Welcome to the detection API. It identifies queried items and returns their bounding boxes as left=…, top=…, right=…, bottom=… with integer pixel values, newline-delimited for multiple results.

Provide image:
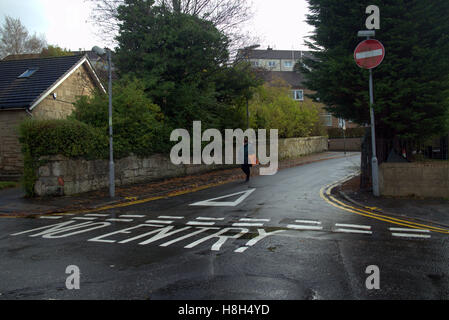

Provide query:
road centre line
left=85, top=214, right=110, bottom=217
left=39, top=216, right=63, bottom=220
left=389, top=228, right=430, bottom=233
left=239, top=218, right=270, bottom=222
left=72, top=217, right=97, bottom=221
left=145, top=220, right=174, bottom=224
left=158, top=216, right=184, bottom=220
left=196, top=217, right=225, bottom=221
left=392, top=233, right=431, bottom=239
left=335, top=223, right=371, bottom=230
left=232, top=223, right=264, bottom=227
left=106, top=218, right=134, bottom=222
left=334, top=228, right=372, bottom=235
left=119, top=215, right=146, bottom=218
left=295, top=220, right=321, bottom=225
left=187, top=221, right=216, bottom=226
left=287, top=225, right=323, bottom=231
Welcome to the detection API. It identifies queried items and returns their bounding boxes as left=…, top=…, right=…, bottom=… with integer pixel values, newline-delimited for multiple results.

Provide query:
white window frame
left=293, top=89, right=304, bottom=101
left=284, top=61, right=293, bottom=68
left=268, top=61, right=276, bottom=68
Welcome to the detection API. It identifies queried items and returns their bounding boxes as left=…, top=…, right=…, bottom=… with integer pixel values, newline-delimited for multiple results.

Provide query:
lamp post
left=242, top=44, right=260, bottom=129
left=92, top=46, right=115, bottom=198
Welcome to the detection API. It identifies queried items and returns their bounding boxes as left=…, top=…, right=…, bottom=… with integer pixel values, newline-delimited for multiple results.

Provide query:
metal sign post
left=355, top=33, right=385, bottom=197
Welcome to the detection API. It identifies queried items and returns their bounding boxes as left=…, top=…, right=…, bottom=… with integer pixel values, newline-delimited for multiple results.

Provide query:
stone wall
left=278, top=136, right=328, bottom=160
left=0, top=110, right=28, bottom=179
left=34, top=136, right=328, bottom=196
left=328, top=138, right=362, bottom=152
left=379, top=162, right=449, bottom=198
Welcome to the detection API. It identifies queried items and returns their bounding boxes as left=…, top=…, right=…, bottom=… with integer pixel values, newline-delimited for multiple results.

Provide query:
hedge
left=19, top=119, right=108, bottom=196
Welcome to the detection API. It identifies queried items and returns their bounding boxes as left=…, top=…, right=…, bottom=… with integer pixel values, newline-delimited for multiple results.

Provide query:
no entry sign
left=354, top=39, right=385, bottom=69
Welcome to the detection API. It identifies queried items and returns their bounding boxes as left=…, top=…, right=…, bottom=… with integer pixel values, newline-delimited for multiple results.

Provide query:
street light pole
left=107, top=49, right=115, bottom=198
left=92, top=46, right=115, bottom=198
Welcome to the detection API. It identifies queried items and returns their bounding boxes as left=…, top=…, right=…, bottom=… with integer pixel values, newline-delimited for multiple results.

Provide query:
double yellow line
left=320, top=175, right=449, bottom=235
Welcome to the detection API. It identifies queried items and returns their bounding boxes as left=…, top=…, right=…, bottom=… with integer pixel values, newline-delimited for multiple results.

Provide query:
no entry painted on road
left=354, top=39, right=385, bottom=69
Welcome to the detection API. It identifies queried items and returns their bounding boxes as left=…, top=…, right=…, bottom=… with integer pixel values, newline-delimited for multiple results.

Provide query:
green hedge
left=327, top=127, right=367, bottom=139
left=19, top=119, right=108, bottom=196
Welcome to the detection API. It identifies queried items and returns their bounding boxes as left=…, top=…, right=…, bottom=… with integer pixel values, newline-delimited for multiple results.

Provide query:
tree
left=0, top=16, right=46, bottom=59
left=87, top=0, right=254, bottom=51
left=114, top=0, right=259, bottom=130
left=40, top=45, right=74, bottom=57
left=301, top=1, right=449, bottom=168
left=248, top=79, right=323, bottom=138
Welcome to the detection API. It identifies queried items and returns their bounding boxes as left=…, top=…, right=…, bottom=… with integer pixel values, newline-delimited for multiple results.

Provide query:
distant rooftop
left=238, top=47, right=315, bottom=61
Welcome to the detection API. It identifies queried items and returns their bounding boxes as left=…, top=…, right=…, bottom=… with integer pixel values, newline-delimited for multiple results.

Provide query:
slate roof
left=258, top=71, right=305, bottom=89
left=0, top=54, right=91, bottom=110
left=240, top=49, right=316, bottom=61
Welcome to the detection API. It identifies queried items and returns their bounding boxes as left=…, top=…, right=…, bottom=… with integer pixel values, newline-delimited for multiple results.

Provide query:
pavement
left=334, top=175, right=449, bottom=230
left=0, top=151, right=355, bottom=217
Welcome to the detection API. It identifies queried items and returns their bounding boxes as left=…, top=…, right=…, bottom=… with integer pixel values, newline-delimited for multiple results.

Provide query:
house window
left=284, top=61, right=293, bottom=68
left=268, top=61, right=276, bottom=68
left=251, top=61, right=259, bottom=67
left=18, top=68, right=39, bottom=78
left=292, top=90, right=304, bottom=101
left=320, top=113, right=333, bottom=127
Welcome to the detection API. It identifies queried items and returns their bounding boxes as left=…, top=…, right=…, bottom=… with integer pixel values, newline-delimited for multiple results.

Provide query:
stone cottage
left=0, top=54, right=105, bottom=180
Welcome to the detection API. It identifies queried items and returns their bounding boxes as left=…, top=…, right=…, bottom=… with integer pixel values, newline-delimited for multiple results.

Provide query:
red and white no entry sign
left=354, top=39, right=385, bottom=69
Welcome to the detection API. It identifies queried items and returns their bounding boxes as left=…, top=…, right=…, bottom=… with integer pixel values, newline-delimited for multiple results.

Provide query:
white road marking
left=389, top=228, right=430, bottom=233
left=158, top=216, right=184, bottom=220
left=190, top=189, right=256, bottom=207
left=392, top=233, right=431, bottom=239
left=187, top=221, right=216, bottom=226
left=335, top=223, right=371, bottom=230
left=287, top=225, right=323, bottom=231
left=145, top=220, right=173, bottom=224
left=232, top=223, right=264, bottom=227
left=235, top=247, right=249, bottom=253
left=39, top=216, right=63, bottom=220
left=160, top=227, right=220, bottom=247
left=334, top=228, right=372, bottom=235
left=72, top=217, right=97, bottom=221
left=119, top=215, right=145, bottom=218
left=356, top=49, right=383, bottom=59
left=240, top=218, right=270, bottom=222
left=85, top=214, right=109, bottom=217
left=196, top=217, right=225, bottom=221
left=184, top=227, right=249, bottom=251
left=106, top=218, right=134, bottom=222
left=295, top=220, right=321, bottom=225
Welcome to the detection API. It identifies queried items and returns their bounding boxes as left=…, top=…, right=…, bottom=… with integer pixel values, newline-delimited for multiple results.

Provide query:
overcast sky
left=0, top=0, right=314, bottom=52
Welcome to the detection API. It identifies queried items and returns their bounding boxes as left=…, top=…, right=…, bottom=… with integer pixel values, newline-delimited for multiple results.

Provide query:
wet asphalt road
left=0, top=154, right=448, bottom=300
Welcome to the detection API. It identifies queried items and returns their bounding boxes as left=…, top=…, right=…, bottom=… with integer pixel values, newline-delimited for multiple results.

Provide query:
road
left=1, top=154, right=448, bottom=300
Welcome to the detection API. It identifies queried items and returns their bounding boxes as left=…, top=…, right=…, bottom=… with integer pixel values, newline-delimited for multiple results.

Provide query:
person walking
left=241, top=137, right=252, bottom=182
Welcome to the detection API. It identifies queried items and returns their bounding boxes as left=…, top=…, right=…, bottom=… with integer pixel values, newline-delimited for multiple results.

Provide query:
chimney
left=267, top=46, right=273, bottom=51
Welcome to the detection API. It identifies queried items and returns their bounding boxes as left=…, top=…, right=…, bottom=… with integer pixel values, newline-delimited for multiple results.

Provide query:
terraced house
left=240, top=47, right=358, bottom=129
left=0, top=54, right=105, bottom=180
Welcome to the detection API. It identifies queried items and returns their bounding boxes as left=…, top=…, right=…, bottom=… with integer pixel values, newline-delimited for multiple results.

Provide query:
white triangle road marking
left=190, top=189, right=256, bottom=207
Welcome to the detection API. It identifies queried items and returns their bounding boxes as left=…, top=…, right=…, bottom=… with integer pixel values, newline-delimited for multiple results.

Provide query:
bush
left=72, top=77, right=172, bottom=158
left=19, top=119, right=108, bottom=196
left=248, top=81, right=322, bottom=138
left=327, top=127, right=367, bottom=139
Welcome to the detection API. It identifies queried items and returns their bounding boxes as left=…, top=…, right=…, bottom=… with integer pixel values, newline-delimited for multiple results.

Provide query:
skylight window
left=18, top=68, right=38, bottom=78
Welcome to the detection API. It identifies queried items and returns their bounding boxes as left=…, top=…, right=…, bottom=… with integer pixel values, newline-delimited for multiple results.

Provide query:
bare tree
left=86, top=0, right=256, bottom=53
left=0, top=16, right=47, bottom=59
